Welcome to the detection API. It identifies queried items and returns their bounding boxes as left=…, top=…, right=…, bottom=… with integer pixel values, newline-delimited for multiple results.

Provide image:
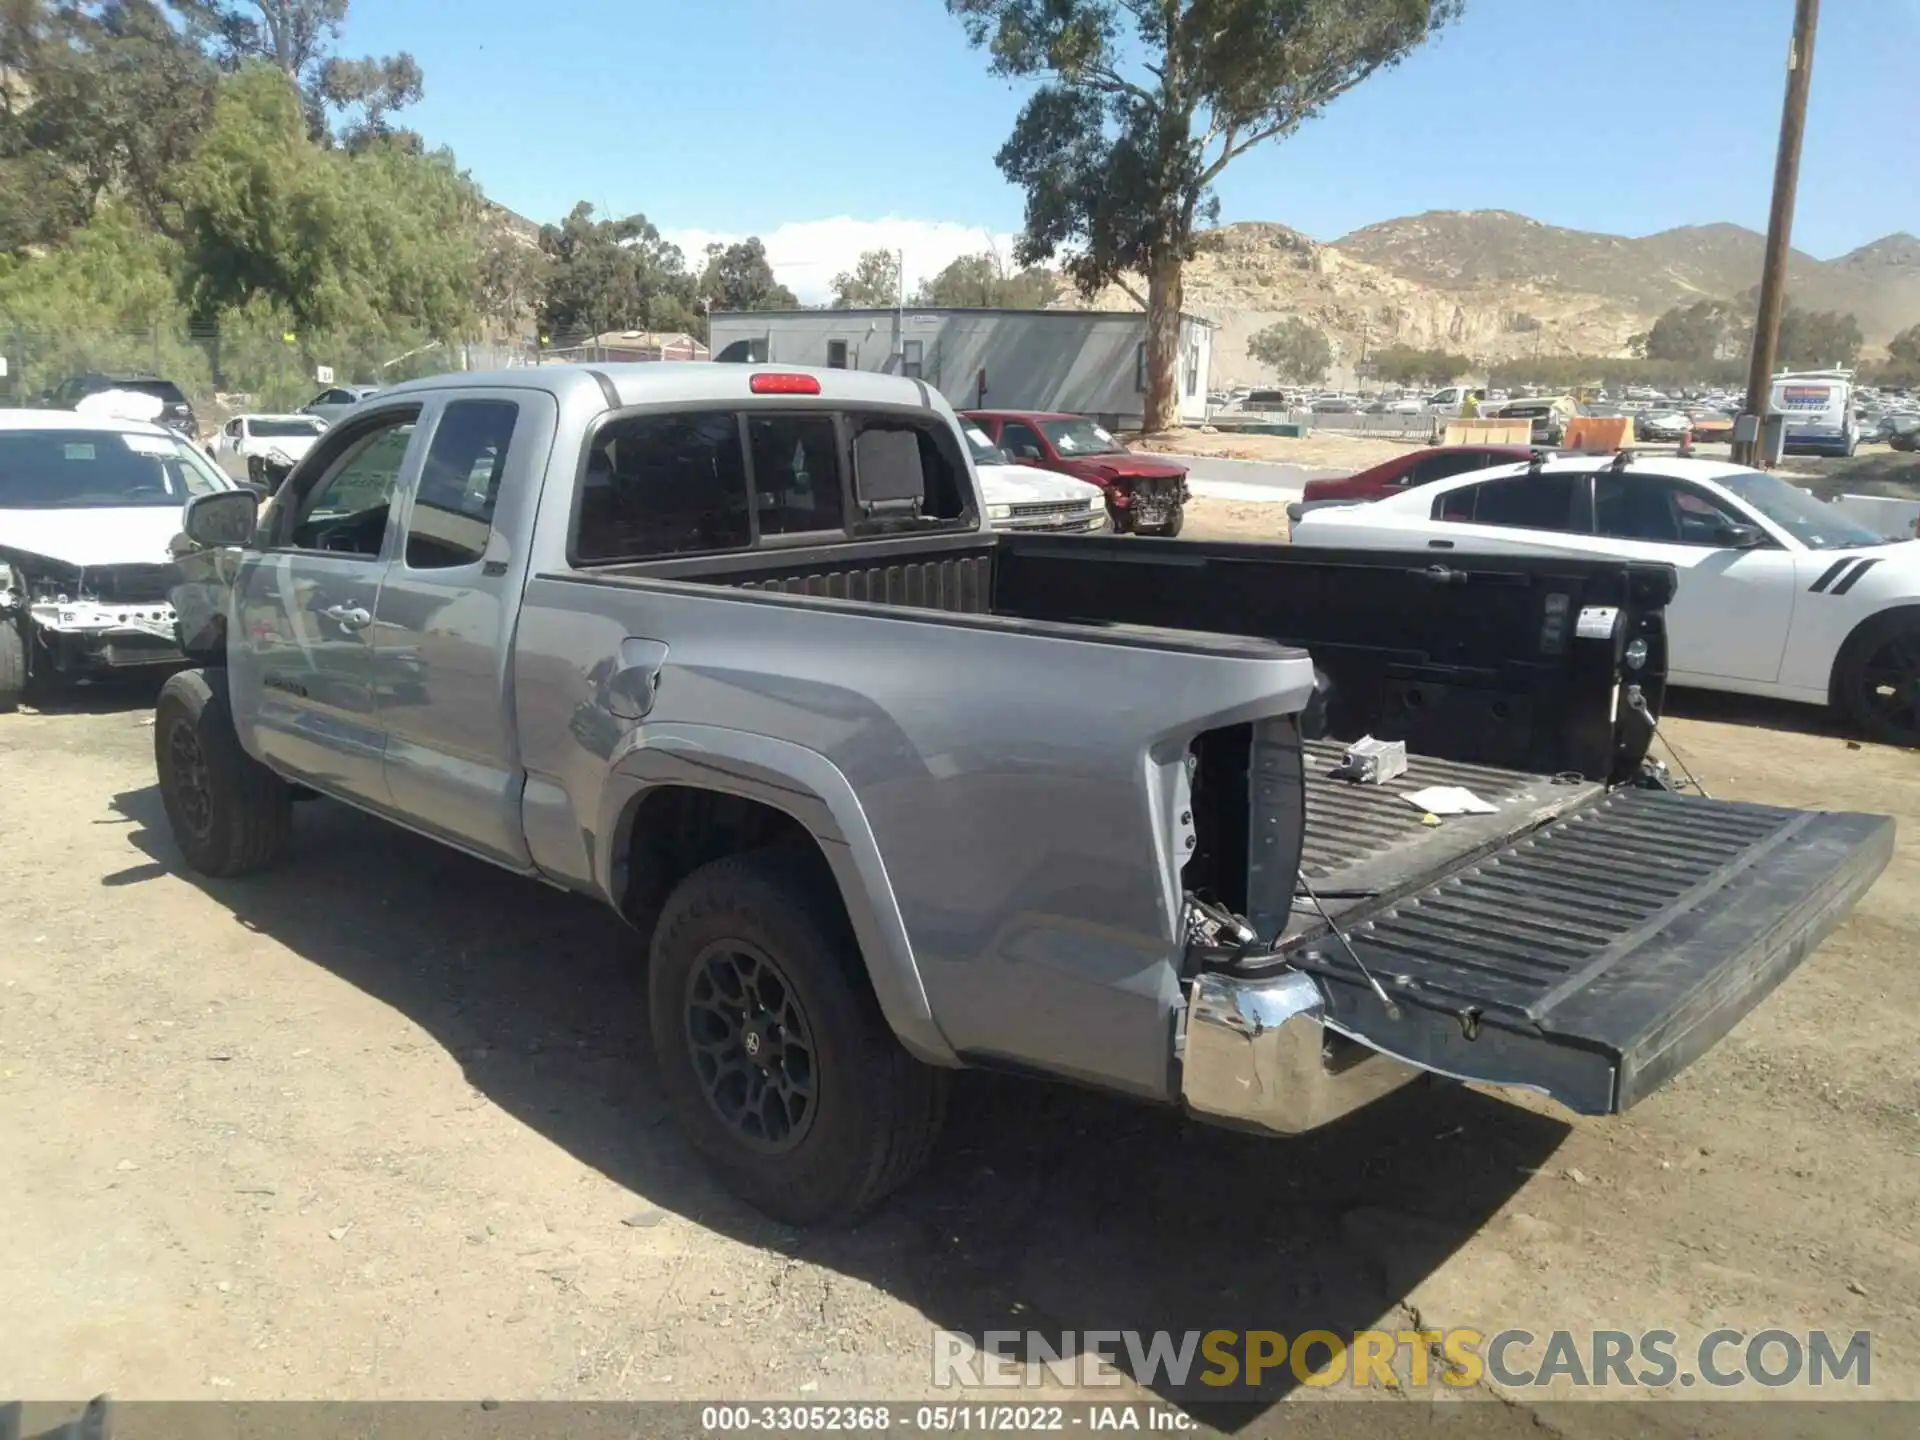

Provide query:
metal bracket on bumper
left=1182, top=969, right=1420, bottom=1136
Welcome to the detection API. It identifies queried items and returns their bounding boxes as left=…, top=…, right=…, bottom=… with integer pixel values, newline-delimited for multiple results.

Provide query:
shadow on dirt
left=111, top=783, right=1566, bottom=1422
left=1660, top=685, right=1850, bottom=742
left=14, top=671, right=170, bottom=718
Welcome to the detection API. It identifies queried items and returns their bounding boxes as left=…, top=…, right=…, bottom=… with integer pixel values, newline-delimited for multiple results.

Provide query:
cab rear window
left=572, top=406, right=973, bottom=564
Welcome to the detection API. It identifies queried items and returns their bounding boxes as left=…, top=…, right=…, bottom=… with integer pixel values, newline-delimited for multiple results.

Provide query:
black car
left=44, top=372, right=200, bottom=440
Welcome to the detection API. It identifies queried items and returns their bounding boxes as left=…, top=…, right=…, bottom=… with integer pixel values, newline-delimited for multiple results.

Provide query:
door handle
left=321, top=604, right=372, bottom=631
left=1427, top=538, right=1455, bottom=549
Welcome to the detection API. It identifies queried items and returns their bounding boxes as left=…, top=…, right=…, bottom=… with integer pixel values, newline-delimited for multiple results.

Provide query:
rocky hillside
left=1088, top=210, right=1920, bottom=388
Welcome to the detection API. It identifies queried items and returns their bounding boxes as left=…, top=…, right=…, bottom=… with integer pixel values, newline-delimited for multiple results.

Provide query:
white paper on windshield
left=1402, top=786, right=1500, bottom=817
left=63, top=443, right=96, bottom=461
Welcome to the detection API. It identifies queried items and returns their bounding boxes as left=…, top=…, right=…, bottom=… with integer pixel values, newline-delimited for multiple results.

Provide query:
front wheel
left=1835, top=613, right=1920, bottom=747
left=155, top=669, right=294, bottom=876
left=648, top=852, right=948, bottom=1225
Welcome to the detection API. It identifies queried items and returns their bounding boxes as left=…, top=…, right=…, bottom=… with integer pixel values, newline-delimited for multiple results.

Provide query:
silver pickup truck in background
left=158, top=363, right=1892, bottom=1224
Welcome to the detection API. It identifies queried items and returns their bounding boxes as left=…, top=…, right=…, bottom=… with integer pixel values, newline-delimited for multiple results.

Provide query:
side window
left=1434, top=484, right=1476, bottom=522
left=1409, top=451, right=1490, bottom=487
left=1467, top=474, right=1577, bottom=531
left=901, top=340, right=924, bottom=380
left=846, top=412, right=969, bottom=526
left=226, top=419, right=243, bottom=438
left=406, top=400, right=519, bottom=569
left=999, top=421, right=1044, bottom=460
left=287, top=415, right=418, bottom=556
left=748, top=415, right=844, bottom=537
left=1594, top=475, right=1746, bottom=547
left=825, top=340, right=849, bottom=370
left=575, top=410, right=750, bottom=562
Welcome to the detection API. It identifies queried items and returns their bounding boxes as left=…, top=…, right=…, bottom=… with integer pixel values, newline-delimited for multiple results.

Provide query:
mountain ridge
left=1131, top=208, right=1920, bottom=386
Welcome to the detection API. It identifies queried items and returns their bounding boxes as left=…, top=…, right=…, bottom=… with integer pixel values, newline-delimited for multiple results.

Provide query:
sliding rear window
left=571, top=405, right=974, bottom=565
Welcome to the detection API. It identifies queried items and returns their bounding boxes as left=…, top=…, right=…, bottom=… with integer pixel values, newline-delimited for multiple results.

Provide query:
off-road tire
left=1834, top=610, right=1920, bottom=748
left=648, top=851, right=948, bottom=1225
left=154, top=668, right=294, bottom=876
left=0, top=618, right=25, bottom=714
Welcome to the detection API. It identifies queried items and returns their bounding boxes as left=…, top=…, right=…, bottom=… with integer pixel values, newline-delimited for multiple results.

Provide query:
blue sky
left=343, top=0, right=1917, bottom=299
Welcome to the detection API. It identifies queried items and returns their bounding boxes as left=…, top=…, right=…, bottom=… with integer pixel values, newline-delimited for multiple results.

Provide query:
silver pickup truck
left=158, top=364, right=1893, bottom=1225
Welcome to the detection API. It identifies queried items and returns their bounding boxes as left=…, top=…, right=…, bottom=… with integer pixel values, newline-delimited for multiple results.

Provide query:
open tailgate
left=1281, top=788, right=1892, bottom=1114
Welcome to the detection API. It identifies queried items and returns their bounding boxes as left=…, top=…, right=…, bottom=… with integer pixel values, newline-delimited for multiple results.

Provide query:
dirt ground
left=2, top=603, right=1916, bottom=1427
left=1136, top=428, right=1420, bottom=471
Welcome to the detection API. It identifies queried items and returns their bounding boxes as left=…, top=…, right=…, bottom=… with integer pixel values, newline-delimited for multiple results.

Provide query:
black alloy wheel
left=165, top=718, right=215, bottom=844
left=684, top=940, right=819, bottom=1153
left=1847, top=625, right=1920, bottom=746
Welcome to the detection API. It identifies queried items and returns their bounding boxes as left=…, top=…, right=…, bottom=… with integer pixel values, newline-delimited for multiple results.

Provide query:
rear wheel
left=648, top=852, right=948, bottom=1225
left=1835, top=612, right=1920, bottom=747
left=155, top=669, right=294, bottom=875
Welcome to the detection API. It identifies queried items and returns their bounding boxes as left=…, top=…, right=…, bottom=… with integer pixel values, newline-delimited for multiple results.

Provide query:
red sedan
left=1286, top=445, right=1539, bottom=526
left=963, top=409, right=1191, bottom=536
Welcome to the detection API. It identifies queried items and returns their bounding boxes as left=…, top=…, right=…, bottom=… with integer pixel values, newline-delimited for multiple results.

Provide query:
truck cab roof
left=379, top=362, right=947, bottom=414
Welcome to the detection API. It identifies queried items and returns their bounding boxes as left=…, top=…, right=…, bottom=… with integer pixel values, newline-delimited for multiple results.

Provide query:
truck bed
left=618, top=526, right=1675, bottom=785
left=1291, top=739, right=1603, bottom=927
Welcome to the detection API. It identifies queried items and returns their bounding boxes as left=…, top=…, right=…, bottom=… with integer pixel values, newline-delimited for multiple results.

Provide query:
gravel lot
left=2, top=556, right=1916, bottom=1428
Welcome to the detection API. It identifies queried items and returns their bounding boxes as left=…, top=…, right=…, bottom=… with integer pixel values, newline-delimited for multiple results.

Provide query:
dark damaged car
left=0, top=412, right=234, bottom=709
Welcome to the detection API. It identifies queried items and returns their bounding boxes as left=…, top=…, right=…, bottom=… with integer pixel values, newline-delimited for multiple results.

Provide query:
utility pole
left=1735, top=0, right=1820, bottom=468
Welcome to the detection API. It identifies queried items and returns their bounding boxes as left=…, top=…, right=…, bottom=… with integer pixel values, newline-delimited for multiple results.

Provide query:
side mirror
left=1715, top=522, right=1766, bottom=549
left=184, top=488, right=260, bottom=548
left=1014, top=445, right=1041, bottom=460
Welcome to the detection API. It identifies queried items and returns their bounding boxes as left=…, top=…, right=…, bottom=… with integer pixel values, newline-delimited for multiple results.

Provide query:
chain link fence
left=0, top=320, right=541, bottom=423
left=0, top=321, right=717, bottom=428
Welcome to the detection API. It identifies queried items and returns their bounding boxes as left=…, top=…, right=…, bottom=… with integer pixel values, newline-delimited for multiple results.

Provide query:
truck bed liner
left=1293, top=740, right=1603, bottom=924
left=1286, top=786, right=1894, bottom=1114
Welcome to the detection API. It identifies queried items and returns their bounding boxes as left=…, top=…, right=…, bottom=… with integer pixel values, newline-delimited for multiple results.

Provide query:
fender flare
left=595, top=722, right=959, bottom=1068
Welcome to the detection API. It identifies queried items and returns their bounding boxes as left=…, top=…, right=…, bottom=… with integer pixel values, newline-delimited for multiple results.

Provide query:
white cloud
left=663, top=216, right=1021, bottom=304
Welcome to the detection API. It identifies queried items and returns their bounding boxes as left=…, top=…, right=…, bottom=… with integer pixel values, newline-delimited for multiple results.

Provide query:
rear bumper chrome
left=1182, top=969, right=1419, bottom=1136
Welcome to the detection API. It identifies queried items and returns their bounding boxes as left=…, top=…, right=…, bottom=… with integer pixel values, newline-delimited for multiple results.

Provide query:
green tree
left=947, top=0, right=1462, bottom=430
left=699, top=237, right=798, bottom=312
left=831, top=248, right=902, bottom=307
left=476, top=227, right=547, bottom=334
left=1775, top=306, right=1862, bottom=370
left=174, top=65, right=480, bottom=340
left=913, top=250, right=1061, bottom=308
left=0, top=1, right=220, bottom=248
left=1646, top=300, right=1744, bottom=364
left=174, top=0, right=422, bottom=145
left=534, top=201, right=696, bottom=338
left=1370, top=343, right=1466, bottom=387
left=1889, top=323, right=1920, bottom=368
left=1246, top=316, right=1331, bottom=382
